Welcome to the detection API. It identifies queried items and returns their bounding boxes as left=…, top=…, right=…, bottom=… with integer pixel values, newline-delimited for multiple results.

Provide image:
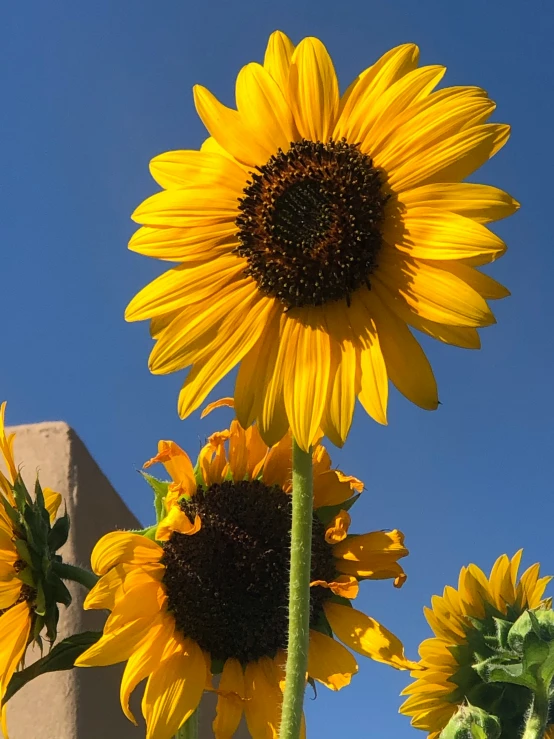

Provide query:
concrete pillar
left=1, top=421, right=247, bottom=739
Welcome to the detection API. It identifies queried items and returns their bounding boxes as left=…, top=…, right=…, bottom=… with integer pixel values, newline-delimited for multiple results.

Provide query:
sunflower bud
left=440, top=704, right=501, bottom=739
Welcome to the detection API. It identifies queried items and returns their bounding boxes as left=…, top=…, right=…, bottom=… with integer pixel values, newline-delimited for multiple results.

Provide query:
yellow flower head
left=76, top=412, right=415, bottom=739
left=0, top=402, right=64, bottom=736
left=126, top=31, right=517, bottom=451
left=400, top=552, right=553, bottom=739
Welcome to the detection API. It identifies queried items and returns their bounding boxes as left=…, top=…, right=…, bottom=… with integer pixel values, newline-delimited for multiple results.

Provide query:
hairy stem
left=279, top=439, right=313, bottom=739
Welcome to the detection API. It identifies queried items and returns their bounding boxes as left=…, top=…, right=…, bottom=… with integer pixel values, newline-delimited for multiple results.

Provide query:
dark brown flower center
left=161, top=480, right=336, bottom=664
left=236, top=138, right=388, bottom=309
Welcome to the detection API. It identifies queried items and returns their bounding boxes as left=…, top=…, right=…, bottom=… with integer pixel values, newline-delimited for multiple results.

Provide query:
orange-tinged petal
left=262, top=432, right=292, bottom=490
left=43, top=487, right=62, bottom=523
left=313, top=469, right=359, bottom=509
left=307, top=629, right=358, bottom=690
left=228, top=420, right=248, bottom=481
left=324, top=602, right=417, bottom=670
left=325, top=510, right=351, bottom=544
left=201, top=398, right=235, bottom=418
left=144, top=440, right=197, bottom=496
left=156, top=509, right=201, bottom=542
left=311, top=575, right=359, bottom=599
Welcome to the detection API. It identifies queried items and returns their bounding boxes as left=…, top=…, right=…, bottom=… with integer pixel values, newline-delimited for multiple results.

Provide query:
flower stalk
left=52, top=562, right=99, bottom=590
left=522, top=687, right=550, bottom=739
left=279, top=439, right=314, bottom=739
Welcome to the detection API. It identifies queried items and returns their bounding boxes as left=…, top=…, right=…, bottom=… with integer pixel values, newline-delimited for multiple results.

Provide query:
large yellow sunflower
left=126, top=30, right=517, bottom=451
left=0, top=402, right=63, bottom=733
left=76, top=414, right=415, bottom=739
left=400, top=552, right=553, bottom=739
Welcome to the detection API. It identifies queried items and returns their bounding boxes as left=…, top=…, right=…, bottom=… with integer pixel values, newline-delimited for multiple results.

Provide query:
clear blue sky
left=3, top=1, right=553, bottom=735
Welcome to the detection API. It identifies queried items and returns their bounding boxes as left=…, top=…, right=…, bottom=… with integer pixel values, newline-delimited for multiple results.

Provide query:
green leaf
left=48, top=514, right=70, bottom=552
left=3, top=631, right=102, bottom=705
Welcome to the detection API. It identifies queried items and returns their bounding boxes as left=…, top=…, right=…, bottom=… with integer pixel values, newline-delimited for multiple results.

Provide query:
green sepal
left=34, top=582, right=47, bottom=617
left=34, top=478, right=50, bottom=529
left=14, top=539, right=32, bottom=567
left=16, top=567, right=35, bottom=588
left=3, top=631, right=102, bottom=705
left=133, top=524, right=159, bottom=542
left=310, top=609, right=333, bottom=638
left=193, top=462, right=205, bottom=488
left=211, top=658, right=225, bottom=676
left=329, top=594, right=353, bottom=608
left=315, top=495, right=360, bottom=527
left=140, top=472, right=169, bottom=524
left=48, top=513, right=70, bottom=552
left=50, top=577, right=72, bottom=608
left=0, top=493, right=20, bottom=528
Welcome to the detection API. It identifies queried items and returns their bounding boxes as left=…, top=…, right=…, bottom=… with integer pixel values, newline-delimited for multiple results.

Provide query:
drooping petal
left=0, top=602, right=31, bottom=733
left=142, top=637, right=206, bottom=739
left=243, top=658, right=282, bottom=739
left=156, top=508, right=201, bottom=542
left=307, top=629, right=358, bottom=690
left=324, top=602, right=417, bottom=670
left=310, top=575, right=359, bottom=599
left=90, top=532, right=163, bottom=576
left=213, top=658, right=246, bottom=739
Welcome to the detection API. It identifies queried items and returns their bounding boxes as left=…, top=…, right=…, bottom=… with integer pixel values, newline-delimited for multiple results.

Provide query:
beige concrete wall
left=0, top=421, right=246, bottom=739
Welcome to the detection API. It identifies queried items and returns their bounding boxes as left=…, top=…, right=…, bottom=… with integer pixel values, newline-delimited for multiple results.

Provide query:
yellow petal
left=125, top=256, right=245, bottom=322
left=350, top=300, right=388, bottom=425
left=386, top=123, right=510, bottom=191
left=236, top=63, right=296, bottom=154
left=156, top=509, right=201, bottom=542
left=288, top=37, right=339, bottom=142
left=325, top=510, right=351, bottom=544
left=244, top=424, right=268, bottom=479
left=142, top=637, right=206, bottom=739
left=313, top=469, right=360, bottom=509
left=148, top=278, right=261, bottom=374
left=42, top=487, right=62, bottom=523
left=397, top=182, right=520, bottom=224
left=259, top=314, right=292, bottom=447
left=228, top=420, right=248, bottom=481
left=264, top=31, right=295, bottom=96
left=333, top=529, right=408, bottom=563
left=129, top=223, right=238, bottom=263
left=426, top=260, right=510, bottom=300
left=384, top=207, right=506, bottom=261
left=284, top=312, right=331, bottom=451
left=193, top=85, right=270, bottom=166
left=0, top=577, right=22, bottom=610
left=372, top=279, right=481, bottom=349
left=120, top=615, right=175, bottom=724
left=132, top=187, right=238, bottom=228
left=90, top=531, right=163, bottom=576
left=376, top=250, right=495, bottom=328
left=244, top=658, right=282, bottom=739
left=321, top=329, right=358, bottom=448
left=177, top=296, right=277, bottom=419
left=0, top=403, right=17, bottom=485
left=0, top=601, right=31, bottom=729
left=324, top=602, right=417, bottom=670
left=262, top=432, right=292, bottom=490
left=334, top=44, right=420, bottom=142
left=363, top=289, right=438, bottom=410
left=213, top=658, right=245, bottom=739
left=361, top=65, right=446, bottom=154
left=201, top=398, right=235, bottom=418
left=149, top=150, right=246, bottom=191
left=307, top=629, right=358, bottom=690
left=144, top=440, right=196, bottom=493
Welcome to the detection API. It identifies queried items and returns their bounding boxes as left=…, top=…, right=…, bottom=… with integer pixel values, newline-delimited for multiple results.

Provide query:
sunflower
left=125, top=30, right=517, bottom=451
left=76, top=414, right=415, bottom=739
left=0, top=402, right=63, bottom=734
left=400, top=552, right=554, bottom=739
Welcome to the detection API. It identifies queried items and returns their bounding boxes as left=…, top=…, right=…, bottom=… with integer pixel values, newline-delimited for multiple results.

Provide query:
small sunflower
left=400, top=552, right=553, bottom=739
left=76, top=414, right=414, bottom=739
left=126, top=30, right=518, bottom=451
left=0, top=402, right=64, bottom=733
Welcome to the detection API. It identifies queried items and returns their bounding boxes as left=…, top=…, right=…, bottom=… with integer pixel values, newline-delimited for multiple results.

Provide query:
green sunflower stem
left=522, top=686, right=550, bottom=739
left=176, top=710, right=198, bottom=739
left=51, top=562, right=98, bottom=590
left=279, top=438, right=313, bottom=739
